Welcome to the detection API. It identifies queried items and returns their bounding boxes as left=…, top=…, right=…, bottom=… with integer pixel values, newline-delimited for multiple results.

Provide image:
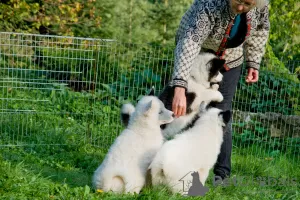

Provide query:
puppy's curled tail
left=120, top=103, right=135, bottom=127
left=93, top=171, right=125, bottom=193
left=150, top=167, right=165, bottom=186
left=107, top=176, right=125, bottom=193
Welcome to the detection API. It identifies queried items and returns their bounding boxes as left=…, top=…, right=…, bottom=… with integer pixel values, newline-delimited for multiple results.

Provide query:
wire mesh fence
left=0, top=32, right=299, bottom=163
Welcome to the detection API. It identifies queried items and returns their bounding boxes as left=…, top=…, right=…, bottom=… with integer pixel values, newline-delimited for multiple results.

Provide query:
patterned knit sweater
left=171, top=0, right=270, bottom=89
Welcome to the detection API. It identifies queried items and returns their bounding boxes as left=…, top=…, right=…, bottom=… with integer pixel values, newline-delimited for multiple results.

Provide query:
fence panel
left=0, top=32, right=299, bottom=163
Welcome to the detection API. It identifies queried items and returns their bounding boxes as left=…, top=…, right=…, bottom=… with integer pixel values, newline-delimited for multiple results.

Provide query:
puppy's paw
left=211, top=84, right=219, bottom=91
left=215, top=91, right=224, bottom=102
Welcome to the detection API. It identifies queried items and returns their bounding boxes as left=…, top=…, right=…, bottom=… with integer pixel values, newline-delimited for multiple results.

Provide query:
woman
left=171, top=0, right=270, bottom=180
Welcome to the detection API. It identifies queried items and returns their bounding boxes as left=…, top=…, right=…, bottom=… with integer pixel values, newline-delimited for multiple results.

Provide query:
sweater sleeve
left=171, top=0, right=214, bottom=89
left=244, top=5, right=270, bottom=70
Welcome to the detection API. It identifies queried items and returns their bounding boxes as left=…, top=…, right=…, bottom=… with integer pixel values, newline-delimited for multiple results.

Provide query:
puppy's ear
left=144, top=100, right=154, bottom=115
left=219, top=110, right=231, bottom=124
left=148, top=86, right=155, bottom=96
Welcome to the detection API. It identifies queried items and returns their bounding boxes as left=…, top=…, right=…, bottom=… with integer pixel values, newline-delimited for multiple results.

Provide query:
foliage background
left=0, top=0, right=299, bottom=152
left=0, top=1, right=299, bottom=199
left=0, top=0, right=299, bottom=59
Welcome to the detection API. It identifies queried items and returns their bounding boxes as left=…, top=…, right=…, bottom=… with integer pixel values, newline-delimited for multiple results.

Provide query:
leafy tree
left=0, top=0, right=102, bottom=36
left=268, top=1, right=300, bottom=63
left=145, top=0, right=192, bottom=45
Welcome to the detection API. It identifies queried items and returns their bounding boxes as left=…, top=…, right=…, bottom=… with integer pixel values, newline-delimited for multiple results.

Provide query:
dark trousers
left=213, top=65, right=242, bottom=179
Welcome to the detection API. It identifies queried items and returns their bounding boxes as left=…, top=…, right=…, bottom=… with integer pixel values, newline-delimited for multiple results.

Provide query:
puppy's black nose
left=172, top=113, right=175, bottom=117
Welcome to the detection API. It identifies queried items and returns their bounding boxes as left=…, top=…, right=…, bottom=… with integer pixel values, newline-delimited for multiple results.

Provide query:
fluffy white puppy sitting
left=149, top=102, right=231, bottom=195
left=92, top=95, right=174, bottom=194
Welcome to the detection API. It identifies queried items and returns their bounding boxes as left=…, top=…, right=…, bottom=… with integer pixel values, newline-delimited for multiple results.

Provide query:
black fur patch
left=208, top=58, right=226, bottom=81
left=148, top=87, right=155, bottom=96
left=160, top=124, right=167, bottom=130
left=186, top=92, right=196, bottom=114
left=180, top=114, right=200, bottom=133
left=219, top=110, right=231, bottom=124
left=158, top=86, right=174, bottom=111
left=158, top=86, right=196, bottom=114
left=121, top=113, right=130, bottom=127
left=207, top=101, right=217, bottom=109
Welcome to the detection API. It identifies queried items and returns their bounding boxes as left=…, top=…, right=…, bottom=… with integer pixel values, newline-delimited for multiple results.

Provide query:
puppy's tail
left=150, top=167, right=166, bottom=186
left=93, top=171, right=125, bottom=193
left=110, top=176, right=125, bottom=193
left=120, top=103, right=135, bottom=127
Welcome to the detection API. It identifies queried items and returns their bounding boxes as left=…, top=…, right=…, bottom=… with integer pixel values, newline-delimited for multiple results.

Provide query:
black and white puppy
left=158, top=52, right=225, bottom=139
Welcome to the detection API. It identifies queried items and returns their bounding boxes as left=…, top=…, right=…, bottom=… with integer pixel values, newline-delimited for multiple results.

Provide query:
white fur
left=93, top=96, right=174, bottom=194
left=120, top=103, right=135, bottom=126
left=149, top=105, right=227, bottom=194
left=162, top=53, right=224, bottom=139
left=121, top=103, right=135, bottom=117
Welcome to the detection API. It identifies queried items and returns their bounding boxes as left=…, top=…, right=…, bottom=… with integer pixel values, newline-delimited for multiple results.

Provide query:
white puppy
left=92, top=95, right=174, bottom=194
left=149, top=102, right=231, bottom=194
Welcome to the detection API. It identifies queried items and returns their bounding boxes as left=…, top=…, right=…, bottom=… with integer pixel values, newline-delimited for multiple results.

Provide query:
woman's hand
left=172, top=87, right=186, bottom=118
left=246, top=68, right=259, bottom=83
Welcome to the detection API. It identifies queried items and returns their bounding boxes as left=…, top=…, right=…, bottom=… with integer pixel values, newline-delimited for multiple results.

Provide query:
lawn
left=0, top=141, right=299, bottom=199
left=0, top=68, right=299, bottom=199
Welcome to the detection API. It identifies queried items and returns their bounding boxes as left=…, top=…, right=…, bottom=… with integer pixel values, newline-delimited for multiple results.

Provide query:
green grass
left=0, top=72, right=299, bottom=199
left=0, top=143, right=299, bottom=200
